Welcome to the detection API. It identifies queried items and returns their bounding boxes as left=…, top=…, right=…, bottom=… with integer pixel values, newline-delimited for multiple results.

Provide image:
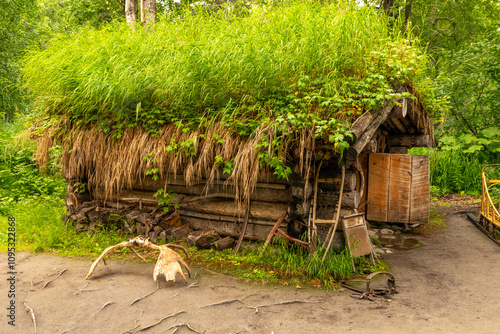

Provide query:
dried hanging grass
left=34, top=121, right=317, bottom=205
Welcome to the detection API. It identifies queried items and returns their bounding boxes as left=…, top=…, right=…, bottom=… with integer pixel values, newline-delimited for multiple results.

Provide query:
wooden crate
left=366, top=153, right=430, bottom=224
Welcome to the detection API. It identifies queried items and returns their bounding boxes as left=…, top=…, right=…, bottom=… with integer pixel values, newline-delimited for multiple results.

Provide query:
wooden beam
left=346, top=100, right=395, bottom=161
left=388, top=135, right=433, bottom=148
left=391, top=118, right=408, bottom=133
left=390, top=146, right=408, bottom=154
left=347, top=111, right=375, bottom=144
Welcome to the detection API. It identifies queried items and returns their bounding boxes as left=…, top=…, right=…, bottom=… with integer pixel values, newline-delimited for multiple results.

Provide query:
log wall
left=68, top=165, right=360, bottom=245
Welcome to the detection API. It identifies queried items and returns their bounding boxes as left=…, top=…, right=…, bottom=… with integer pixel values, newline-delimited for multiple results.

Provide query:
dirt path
left=2, top=211, right=500, bottom=334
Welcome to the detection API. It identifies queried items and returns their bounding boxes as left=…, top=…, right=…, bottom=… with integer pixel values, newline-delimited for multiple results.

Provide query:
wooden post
left=232, top=202, right=251, bottom=255
left=322, top=165, right=345, bottom=263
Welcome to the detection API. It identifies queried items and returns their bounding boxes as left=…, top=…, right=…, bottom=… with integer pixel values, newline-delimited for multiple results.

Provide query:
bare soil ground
left=2, top=207, right=500, bottom=334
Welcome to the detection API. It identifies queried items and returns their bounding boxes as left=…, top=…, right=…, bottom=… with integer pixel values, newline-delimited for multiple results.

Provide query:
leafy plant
left=0, top=116, right=66, bottom=215
left=153, top=188, right=179, bottom=213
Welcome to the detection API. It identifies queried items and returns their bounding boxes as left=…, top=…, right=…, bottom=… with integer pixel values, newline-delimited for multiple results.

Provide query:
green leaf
left=463, top=145, right=483, bottom=153
left=136, top=102, right=141, bottom=122
left=461, top=134, right=477, bottom=144
left=482, top=127, right=500, bottom=139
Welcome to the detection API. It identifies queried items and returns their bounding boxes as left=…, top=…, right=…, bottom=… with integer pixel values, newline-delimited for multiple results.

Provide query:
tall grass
left=410, top=147, right=499, bottom=197
left=0, top=199, right=127, bottom=256
left=192, top=237, right=385, bottom=288
left=23, top=0, right=429, bottom=131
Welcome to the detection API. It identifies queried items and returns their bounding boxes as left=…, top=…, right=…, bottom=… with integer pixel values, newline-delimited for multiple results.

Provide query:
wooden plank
left=390, top=146, right=408, bottom=154
left=345, top=99, right=396, bottom=161
left=388, top=135, right=433, bottom=148
left=388, top=155, right=412, bottom=223
left=342, top=214, right=373, bottom=257
left=410, top=155, right=430, bottom=224
left=347, top=111, right=375, bottom=144
left=358, top=153, right=369, bottom=214
left=391, top=118, right=408, bottom=133
left=366, top=153, right=390, bottom=222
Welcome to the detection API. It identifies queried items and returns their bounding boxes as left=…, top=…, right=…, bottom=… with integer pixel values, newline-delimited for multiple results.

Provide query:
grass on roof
left=23, top=0, right=429, bottom=138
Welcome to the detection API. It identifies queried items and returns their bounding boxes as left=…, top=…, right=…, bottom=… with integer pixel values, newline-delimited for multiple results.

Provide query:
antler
left=85, top=236, right=191, bottom=284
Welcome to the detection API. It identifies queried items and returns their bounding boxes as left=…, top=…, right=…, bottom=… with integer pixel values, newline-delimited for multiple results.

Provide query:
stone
left=379, top=228, right=394, bottom=235
left=391, top=225, right=403, bottom=232
left=368, top=229, right=379, bottom=239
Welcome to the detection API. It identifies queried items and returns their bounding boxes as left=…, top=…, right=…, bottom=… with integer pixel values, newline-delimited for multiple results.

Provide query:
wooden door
left=366, top=154, right=430, bottom=224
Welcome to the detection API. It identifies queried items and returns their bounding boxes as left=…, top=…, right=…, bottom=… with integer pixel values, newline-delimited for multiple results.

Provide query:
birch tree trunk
left=125, top=0, right=138, bottom=24
left=141, top=0, right=157, bottom=26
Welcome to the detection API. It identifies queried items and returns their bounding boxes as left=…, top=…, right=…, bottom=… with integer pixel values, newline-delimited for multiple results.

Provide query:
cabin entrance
left=366, top=153, right=430, bottom=225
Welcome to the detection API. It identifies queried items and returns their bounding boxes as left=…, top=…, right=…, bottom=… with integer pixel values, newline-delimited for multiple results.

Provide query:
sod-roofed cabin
left=25, top=2, right=437, bottom=247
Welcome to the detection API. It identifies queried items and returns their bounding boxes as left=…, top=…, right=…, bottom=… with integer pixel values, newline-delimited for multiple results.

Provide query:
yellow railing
left=481, top=164, right=500, bottom=228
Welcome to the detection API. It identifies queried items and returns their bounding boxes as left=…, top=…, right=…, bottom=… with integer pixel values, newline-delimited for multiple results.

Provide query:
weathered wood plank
left=358, top=153, right=369, bottom=214
left=388, top=155, right=412, bottom=223
left=102, top=186, right=293, bottom=204
left=390, top=118, right=408, bottom=133
left=390, top=146, right=408, bottom=154
left=399, top=117, right=416, bottom=134
left=346, top=100, right=395, bottom=161
left=366, top=153, right=390, bottom=222
left=316, top=170, right=357, bottom=191
left=347, top=111, right=375, bottom=144
left=181, top=200, right=286, bottom=222
left=388, top=135, right=433, bottom=148
left=410, top=155, right=430, bottom=224
left=316, top=191, right=360, bottom=209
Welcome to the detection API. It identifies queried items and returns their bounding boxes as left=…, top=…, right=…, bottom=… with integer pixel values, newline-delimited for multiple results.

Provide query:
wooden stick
left=275, top=229, right=310, bottom=250
left=187, top=280, right=199, bottom=289
left=261, top=211, right=287, bottom=253
left=232, top=201, right=251, bottom=255
left=86, top=237, right=190, bottom=281
left=86, top=240, right=134, bottom=279
left=322, top=165, right=345, bottom=264
left=311, top=158, right=324, bottom=253
left=246, top=300, right=319, bottom=313
left=43, top=268, right=67, bottom=289
left=138, top=311, right=186, bottom=332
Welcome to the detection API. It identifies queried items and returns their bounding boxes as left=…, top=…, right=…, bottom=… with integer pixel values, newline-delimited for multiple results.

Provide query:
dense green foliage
left=402, top=0, right=499, bottom=140
left=38, top=0, right=124, bottom=32
left=0, top=0, right=41, bottom=120
left=436, top=32, right=500, bottom=136
left=23, top=1, right=430, bottom=144
left=0, top=116, right=65, bottom=215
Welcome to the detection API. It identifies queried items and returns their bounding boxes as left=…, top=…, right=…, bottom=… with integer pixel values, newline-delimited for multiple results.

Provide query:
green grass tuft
left=23, top=0, right=433, bottom=137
